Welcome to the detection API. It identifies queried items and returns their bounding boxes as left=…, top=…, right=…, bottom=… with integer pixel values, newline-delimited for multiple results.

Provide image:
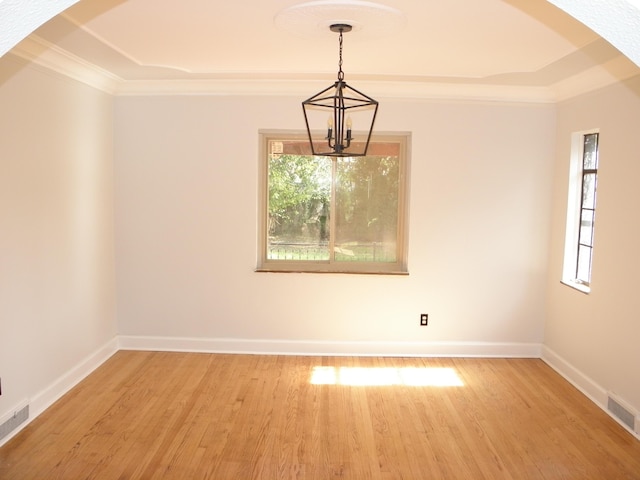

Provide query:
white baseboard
left=540, top=345, right=607, bottom=405
left=30, top=337, right=119, bottom=418
left=0, top=337, right=119, bottom=448
left=7, top=338, right=636, bottom=449
left=118, top=335, right=542, bottom=358
left=541, top=345, right=640, bottom=441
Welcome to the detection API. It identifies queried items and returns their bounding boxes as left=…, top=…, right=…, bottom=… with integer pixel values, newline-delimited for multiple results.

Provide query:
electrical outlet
left=420, top=314, right=428, bottom=326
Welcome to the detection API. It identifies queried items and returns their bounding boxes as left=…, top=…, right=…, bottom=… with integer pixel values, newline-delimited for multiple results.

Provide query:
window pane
left=267, top=153, right=331, bottom=261
left=576, top=244, right=592, bottom=284
left=579, top=209, right=595, bottom=247
left=583, top=133, right=599, bottom=169
left=259, top=133, right=409, bottom=274
left=562, top=130, right=599, bottom=291
left=582, top=173, right=597, bottom=209
left=334, top=154, right=399, bottom=263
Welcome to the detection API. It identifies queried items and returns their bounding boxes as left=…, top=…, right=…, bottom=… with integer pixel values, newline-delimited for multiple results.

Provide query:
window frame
left=562, top=129, right=599, bottom=293
left=257, top=130, right=410, bottom=275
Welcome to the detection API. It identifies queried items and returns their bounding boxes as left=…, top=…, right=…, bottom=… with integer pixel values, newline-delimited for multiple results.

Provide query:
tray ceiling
left=12, top=0, right=640, bottom=100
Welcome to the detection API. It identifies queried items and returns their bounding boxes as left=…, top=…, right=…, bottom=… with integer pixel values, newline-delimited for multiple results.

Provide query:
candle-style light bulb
left=327, top=116, right=334, bottom=141
left=346, top=115, right=353, bottom=141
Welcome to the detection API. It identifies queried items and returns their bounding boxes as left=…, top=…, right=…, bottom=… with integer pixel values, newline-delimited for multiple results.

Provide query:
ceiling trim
left=11, top=36, right=121, bottom=94
left=112, top=78, right=556, bottom=103
left=8, top=34, right=637, bottom=104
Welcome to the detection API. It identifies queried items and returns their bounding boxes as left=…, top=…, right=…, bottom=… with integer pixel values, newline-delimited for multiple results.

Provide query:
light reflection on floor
left=310, top=366, right=464, bottom=387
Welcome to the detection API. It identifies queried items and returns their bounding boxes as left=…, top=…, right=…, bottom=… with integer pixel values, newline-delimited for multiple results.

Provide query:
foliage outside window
left=562, top=131, right=599, bottom=292
left=258, top=132, right=410, bottom=274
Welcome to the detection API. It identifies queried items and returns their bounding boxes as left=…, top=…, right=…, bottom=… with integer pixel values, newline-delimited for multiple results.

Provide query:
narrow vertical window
left=562, top=131, right=599, bottom=292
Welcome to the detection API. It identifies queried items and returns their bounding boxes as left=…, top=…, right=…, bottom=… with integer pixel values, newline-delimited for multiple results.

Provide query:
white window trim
left=561, top=128, right=599, bottom=294
left=256, top=130, right=411, bottom=275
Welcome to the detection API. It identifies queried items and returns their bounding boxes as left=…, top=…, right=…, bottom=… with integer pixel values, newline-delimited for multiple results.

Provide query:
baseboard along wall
left=2, top=336, right=638, bottom=446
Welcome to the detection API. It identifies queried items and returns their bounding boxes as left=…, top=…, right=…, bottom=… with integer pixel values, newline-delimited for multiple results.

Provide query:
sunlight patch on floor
left=310, top=366, right=464, bottom=387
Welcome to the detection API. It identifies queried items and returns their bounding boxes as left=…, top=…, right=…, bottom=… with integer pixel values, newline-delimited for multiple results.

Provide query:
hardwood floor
left=1, top=351, right=639, bottom=479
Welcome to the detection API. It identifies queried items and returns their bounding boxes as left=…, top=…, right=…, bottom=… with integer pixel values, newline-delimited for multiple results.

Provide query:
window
left=562, top=131, right=599, bottom=292
left=258, top=132, right=410, bottom=274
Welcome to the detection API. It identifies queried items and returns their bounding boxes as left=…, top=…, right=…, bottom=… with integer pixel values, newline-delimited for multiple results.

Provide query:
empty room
left=1, top=0, right=640, bottom=478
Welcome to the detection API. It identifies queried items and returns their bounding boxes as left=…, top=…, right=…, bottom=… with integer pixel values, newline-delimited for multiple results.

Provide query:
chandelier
left=302, top=24, right=379, bottom=157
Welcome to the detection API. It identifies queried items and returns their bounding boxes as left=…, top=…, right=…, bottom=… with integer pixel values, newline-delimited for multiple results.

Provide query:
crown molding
left=10, top=35, right=121, bottom=94
left=113, top=78, right=557, bottom=103
left=9, top=35, right=637, bottom=104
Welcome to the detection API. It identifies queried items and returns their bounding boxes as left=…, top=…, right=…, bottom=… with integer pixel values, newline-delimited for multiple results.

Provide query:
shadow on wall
left=0, top=54, right=29, bottom=87
left=623, top=75, right=640, bottom=98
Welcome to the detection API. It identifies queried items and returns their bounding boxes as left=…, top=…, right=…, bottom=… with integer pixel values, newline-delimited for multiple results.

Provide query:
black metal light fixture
left=302, top=24, right=378, bottom=157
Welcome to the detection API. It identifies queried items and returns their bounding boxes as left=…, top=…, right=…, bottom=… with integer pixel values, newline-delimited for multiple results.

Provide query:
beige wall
left=545, top=75, right=640, bottom=412
left=114, top=95, right=555, bottom=350
left=0, top=55, right=117, bottom=421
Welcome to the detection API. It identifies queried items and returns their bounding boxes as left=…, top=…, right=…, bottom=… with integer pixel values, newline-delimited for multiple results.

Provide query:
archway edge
left=0, top=0, right=79, bottom=58
left=1, top=0, right=640, bottom=68
left=549, top=0, right=640, bottom=67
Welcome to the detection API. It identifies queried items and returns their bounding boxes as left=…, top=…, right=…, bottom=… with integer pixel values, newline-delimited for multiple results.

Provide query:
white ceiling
left=14, top=0, right=640, bottom=101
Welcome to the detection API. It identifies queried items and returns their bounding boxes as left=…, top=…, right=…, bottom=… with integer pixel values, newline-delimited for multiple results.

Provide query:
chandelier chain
left=337, top=29, right=344, bottom=81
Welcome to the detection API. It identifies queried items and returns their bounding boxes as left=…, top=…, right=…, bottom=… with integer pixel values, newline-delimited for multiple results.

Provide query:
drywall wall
left=545, top=75, right=640, bottom=414
left=114, top=94, right=555, bottom=353
left=0, top=54, right=117, bottom=428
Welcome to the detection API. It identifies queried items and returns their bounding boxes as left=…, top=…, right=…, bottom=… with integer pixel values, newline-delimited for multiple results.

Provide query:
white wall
left=114, top=95, right=555, bottom=354
left=545, top=75, right=640, bottom=413
left=0, top=55, right=117, bottom=425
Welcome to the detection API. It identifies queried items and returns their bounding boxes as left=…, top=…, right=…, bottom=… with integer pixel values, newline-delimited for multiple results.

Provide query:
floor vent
left=607, top=393, right=637, bottom=432
left=0, top=404, right=29, bottom=442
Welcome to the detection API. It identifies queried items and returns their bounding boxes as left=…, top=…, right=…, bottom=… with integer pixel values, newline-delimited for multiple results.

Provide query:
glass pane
left=583, top=133, right=599, bottom=169
left=576, top=244, right=592, bottom=284
left=579, top=209, right=595, bottom=247
left=334, top=153, right=399, bottom=263
left=581, top=173, right=597, bottom=209
left=267, top=151, right=331, bottom=261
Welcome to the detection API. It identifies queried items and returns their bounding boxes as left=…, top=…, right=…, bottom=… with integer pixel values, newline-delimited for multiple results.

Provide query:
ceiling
left=13, top=0, right=640, bottom=101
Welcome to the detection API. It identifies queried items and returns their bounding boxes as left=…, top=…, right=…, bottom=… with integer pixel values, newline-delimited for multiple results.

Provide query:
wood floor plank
left=1, top=352, right=640, bottom=479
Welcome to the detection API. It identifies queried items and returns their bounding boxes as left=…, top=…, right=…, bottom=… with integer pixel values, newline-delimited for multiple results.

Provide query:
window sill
left=255, top=267, right=409, bottom=276
left=561, top=279, right=590, bottom=294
